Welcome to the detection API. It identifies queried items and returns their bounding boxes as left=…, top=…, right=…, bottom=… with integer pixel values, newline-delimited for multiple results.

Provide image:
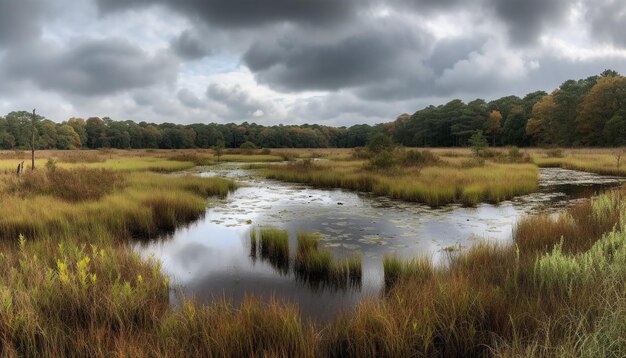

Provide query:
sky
left=0, top=0, right=625, bottom=126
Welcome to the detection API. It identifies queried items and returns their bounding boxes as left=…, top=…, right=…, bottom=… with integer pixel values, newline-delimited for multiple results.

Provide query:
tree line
left=0, top=70, right=624, bottom=150
left=392, top=69, right=626, bottom=147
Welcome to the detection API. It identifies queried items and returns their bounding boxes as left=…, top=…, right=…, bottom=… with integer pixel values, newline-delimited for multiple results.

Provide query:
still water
left=135, top=166, right=624, bottom=319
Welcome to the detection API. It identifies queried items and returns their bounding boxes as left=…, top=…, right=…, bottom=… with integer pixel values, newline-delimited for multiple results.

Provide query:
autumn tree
left=487, top=110, right=502, bottom=146
left=526, top=93, right=557, bottom=146
left=576, top=74, right=626, bottom=146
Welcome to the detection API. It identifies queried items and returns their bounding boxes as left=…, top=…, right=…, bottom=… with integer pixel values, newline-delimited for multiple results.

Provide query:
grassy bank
left=533, top=148, right=626, bottom=176
left=0, top=167, right=236, bottom=241
left=263, top=158, right=538, bottom=206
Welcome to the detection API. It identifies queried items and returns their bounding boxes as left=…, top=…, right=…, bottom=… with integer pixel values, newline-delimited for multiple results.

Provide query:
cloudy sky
left=0, top=0, right=625, bottom=126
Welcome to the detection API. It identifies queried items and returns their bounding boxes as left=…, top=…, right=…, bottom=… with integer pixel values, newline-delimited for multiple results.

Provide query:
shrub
left=240, top=141, right=257, bottom=154
left=351, top=147, right=372, bottom=160
left=469, top=130, right=488, bottom=157
left=400, top=149, right=440, bottom=166
left=367, top=133, right=394, bottom=154
left=261, top=148, right=272, bottom=155
left=368, top=150, right=396, bottom=169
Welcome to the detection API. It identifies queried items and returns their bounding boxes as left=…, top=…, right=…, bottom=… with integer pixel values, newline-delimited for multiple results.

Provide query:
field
left=0, top=148, right=625, bottom=356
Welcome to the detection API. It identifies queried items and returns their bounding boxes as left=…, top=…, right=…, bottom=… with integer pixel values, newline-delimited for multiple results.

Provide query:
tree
left=67, top=117, right=87, bottom=147
left=576, top=75, right=626, bottom=146
left=213, top=139, right=225, bottom=162
left=526, top=93, right=557, bottom=146
left=502, top=106, right=527, bottom=146
left=603, top=114, right=626, bottom=147
left=85, top=117, right=107, bottom=148
left=367, top=133, right=394, bottom=154
left=56, top=124, right=82, bottom=149
left=468, top=130, right=488, bottom=156
left=487, top=110, right=502, bottom=146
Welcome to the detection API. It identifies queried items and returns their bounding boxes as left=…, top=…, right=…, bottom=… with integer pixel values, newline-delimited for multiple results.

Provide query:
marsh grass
left=533, top=148, right=626, bottom=176
left=383, top=255, right=433, bottom=288
left=264, top=159, right=538, bottom=206
left=4, top=149, right=626, bottom=356
left=257, top=227, right=290, bottom=274
left=0, top=235, right=317, bottom=357
left=0, top=170, right=236, bottom=241
left=293, top=233, right=362, bottom=291
left=10, top=166, right=124, bottom=202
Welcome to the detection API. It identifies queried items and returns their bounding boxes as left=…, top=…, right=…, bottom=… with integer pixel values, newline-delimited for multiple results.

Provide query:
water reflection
left=134, top=166, right=624, bottom=319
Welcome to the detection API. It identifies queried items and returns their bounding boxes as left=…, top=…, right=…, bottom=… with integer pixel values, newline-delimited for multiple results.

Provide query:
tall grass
left=0, top=169, right=236, bottom=241
left=256, top=227, right=290, bottom=274
left=4, top=150, right=626, bottom=356
left=263, top=160, right=538, bottom=206
left=294, top=233, right=362, bottom=290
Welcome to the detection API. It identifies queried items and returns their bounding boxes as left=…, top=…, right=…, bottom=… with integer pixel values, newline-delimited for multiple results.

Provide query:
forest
left=0, top=70, right=624, bottom=150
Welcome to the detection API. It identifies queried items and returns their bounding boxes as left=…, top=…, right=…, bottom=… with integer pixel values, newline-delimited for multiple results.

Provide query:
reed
left=258, top=227, right=290, bottom=274
left=294, top=233, right=362, bottom=290
left=263, top=160, right=538, bottom=207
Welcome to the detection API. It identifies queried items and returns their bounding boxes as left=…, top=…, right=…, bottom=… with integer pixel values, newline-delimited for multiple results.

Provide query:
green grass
left=383, top=255, right=433, bottom=288
left=257, top=227, right=290, bottom=274
left=294, top=232, right=362, bottom=290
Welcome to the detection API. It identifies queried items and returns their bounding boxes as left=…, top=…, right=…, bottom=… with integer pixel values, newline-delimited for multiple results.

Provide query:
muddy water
left=134, top=166, right=624, bottom=320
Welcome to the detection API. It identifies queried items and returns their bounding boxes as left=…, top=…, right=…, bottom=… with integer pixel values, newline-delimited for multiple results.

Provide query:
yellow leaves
left=77, top=256, right=91, bottom=288
left=56, top=259, right=69, bottom=285
left=488, top=110, right=502, bottom=132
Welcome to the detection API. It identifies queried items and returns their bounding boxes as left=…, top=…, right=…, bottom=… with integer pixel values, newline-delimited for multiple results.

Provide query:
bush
left=240, top=141, right=257, bottom=150
left=367, top=133, right=394, bottom=154
left=261, top=148, right=272, bottom=155
left=469, top=130, right=488, bottom=157
left=369, top=150, right=396, bottom=169
left=240, top=141, right=257, bottom=154
left=401, top=149, right=440, bottom=166
left=352, top=147, right=372, bottom=160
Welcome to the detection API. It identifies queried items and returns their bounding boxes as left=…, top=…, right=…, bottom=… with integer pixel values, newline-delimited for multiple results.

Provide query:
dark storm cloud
left=243, top=21, right=430, bottom=92
left=586, top=0, right=626, bottom=47
left=1, top=38, right=178, bottom=96
left=488, top=0, right=572, bottom=45
left=0, top=0, right=45, bottom=45
left=170, top=29, right=212, bottom=60
left=96, top=0, right=355, bottom=27
left=427, top=36, right=488, bottom=74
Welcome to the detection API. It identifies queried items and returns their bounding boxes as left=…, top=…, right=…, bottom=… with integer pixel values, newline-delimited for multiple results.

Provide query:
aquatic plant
left=294, top=233, right=362, bottom=291
left=258, top=227, right=290, bottom=274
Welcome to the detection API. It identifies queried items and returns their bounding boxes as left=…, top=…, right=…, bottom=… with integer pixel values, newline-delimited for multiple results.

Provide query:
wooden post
left=31, top=109, right=35, bottom=170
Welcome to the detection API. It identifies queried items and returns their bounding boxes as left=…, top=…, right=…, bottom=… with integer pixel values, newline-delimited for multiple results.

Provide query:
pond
left=134, top=166, right=624, bottom=320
